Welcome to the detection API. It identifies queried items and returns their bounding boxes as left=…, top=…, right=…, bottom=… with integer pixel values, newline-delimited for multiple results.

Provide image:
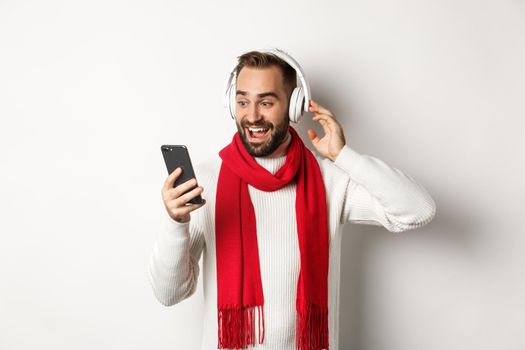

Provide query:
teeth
left=248, top=127, right=268, bottom=133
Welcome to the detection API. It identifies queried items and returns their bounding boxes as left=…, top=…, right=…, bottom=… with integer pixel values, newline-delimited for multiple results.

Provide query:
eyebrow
left=236, top=90, right=280, bottom=100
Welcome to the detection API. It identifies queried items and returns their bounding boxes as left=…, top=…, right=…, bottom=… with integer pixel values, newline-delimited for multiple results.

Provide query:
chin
left=236, top=116, right=289, bottom=157
left=242, top=131, right=288, bottom=157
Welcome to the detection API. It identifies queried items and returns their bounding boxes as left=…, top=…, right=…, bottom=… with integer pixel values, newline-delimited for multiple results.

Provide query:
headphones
left=223, top=48, right=312, bottom=123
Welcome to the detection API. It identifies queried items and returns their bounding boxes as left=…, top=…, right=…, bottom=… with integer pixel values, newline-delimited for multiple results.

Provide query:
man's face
left=235, top=65, right=290, bottom=157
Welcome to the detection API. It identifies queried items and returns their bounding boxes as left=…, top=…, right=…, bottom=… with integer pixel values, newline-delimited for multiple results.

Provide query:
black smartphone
left=161, top=145, right=204, bottom=205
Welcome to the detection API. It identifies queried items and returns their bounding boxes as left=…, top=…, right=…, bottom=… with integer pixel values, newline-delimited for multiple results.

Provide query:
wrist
left=330, top=145, right=345, bottom=162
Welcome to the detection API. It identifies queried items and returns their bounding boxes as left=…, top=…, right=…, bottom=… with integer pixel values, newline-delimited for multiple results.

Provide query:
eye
left=260, top=101, right=273, bottom=107
left=237, top=100, right=248, bottom=107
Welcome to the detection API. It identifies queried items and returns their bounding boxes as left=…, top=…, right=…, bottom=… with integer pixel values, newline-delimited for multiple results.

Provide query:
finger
left=162, top=167, right=182, bottom=193
left=170, top=179, right=198, bottom=201
left=313, top=110, right=335, bottom=120
left=308, top=99, right=319, bottom=110
left=314, top=103, right=333, bottom=116
left=311, top=111, right=337, bottom=129
left=309, top=100, right=334, bottom=117
left=173, top=200, right=207, bottom=217
left=307, top=129, right=321, bottom=145
left=174, top=186, right=204, bottom=207
left=313, top=116, right=332, bottom=136
left=165, top=178, right=198, bottom=200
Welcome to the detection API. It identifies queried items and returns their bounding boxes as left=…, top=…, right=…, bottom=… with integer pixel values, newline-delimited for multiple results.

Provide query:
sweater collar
left=254, top=154, right=287, bottom=175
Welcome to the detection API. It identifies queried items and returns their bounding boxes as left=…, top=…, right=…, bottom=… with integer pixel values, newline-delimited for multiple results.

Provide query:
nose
left=245, top=103, right=263, bottom=123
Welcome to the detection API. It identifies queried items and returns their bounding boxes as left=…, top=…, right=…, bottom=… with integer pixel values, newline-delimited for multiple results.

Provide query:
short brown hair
left=235, top=51, right=297, bottom=98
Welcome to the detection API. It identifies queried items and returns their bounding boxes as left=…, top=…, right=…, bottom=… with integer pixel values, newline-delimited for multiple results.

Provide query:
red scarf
left=216, top=127, right=329, bottom=349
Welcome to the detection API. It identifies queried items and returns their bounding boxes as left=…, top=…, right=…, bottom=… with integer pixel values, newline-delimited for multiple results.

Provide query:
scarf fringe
left=296, top=302, right=329, bottom=350
left=218, top=305, right=265, bottom=349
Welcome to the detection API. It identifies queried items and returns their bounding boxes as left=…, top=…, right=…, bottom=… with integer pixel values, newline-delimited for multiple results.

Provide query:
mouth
left=245, top=126, right=271, bottom=142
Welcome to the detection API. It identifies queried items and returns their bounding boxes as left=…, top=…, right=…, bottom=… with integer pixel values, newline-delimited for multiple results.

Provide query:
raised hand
left=161, top=167, right=206, bottom=223
left=307, top=100, right=346, bottom=162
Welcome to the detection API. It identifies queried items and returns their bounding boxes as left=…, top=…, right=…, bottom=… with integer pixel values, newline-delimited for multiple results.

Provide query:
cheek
left=273, top=105, right=289, bottom=123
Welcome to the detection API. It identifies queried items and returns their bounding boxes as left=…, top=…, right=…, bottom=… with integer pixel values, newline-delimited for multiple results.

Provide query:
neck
left=262, top=130, right=291, bottom=158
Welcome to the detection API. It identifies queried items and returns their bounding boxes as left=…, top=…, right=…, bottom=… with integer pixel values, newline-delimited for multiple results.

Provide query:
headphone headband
left=223, top=48, right=311, bottom=122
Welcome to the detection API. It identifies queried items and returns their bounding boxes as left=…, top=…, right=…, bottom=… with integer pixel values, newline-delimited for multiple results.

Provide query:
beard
left=236, top=116, right=290, bottom=157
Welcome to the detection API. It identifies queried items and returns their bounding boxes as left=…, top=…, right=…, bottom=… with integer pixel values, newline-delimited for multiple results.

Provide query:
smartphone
left=161, top=145, right=204, bottom=205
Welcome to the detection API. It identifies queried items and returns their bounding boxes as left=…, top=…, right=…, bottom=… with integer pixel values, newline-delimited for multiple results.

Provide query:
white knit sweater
left=148, top=144, right=436, bottom=349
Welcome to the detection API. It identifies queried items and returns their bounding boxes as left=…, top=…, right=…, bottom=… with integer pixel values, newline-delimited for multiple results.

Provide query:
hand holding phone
left=161, top=145, right=206, bottom=223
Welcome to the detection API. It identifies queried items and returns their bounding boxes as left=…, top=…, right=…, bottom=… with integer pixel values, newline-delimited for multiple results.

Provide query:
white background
left=1, top=0, right=524, bottom=349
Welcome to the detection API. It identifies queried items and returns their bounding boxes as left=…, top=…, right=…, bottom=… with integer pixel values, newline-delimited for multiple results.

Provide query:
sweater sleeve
left=334, top=145, right=436, bottom=232
left=148, top=210, right=205, bottom=306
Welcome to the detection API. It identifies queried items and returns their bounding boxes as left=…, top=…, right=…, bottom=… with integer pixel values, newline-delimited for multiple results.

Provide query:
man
left=149, top=50, right=436, bottom=350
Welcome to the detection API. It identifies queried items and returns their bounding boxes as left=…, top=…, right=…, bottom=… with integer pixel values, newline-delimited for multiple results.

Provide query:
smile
left=246, top=126, right=270, bottom=141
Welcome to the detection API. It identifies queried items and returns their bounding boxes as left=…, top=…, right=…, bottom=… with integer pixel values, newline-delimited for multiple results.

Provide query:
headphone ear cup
left=288, top=87, right=305, bottom=123
left=228, top=83, right=236, bottom=119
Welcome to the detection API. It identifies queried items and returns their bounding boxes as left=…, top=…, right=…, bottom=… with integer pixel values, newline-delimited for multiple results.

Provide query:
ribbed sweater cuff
left=165, top=213, right=190, bottom=229
left=333, top=145, right=367, bottom=183
left=161, top=212, right=191, bottom=242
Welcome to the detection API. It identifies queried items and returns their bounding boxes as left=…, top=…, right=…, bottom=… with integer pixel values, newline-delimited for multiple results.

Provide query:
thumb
left=307, top=129, right=320, bottom=145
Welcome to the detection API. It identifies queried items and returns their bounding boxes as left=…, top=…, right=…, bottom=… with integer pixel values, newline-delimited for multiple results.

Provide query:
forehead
left=236, top=66, right=286, bottom=95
